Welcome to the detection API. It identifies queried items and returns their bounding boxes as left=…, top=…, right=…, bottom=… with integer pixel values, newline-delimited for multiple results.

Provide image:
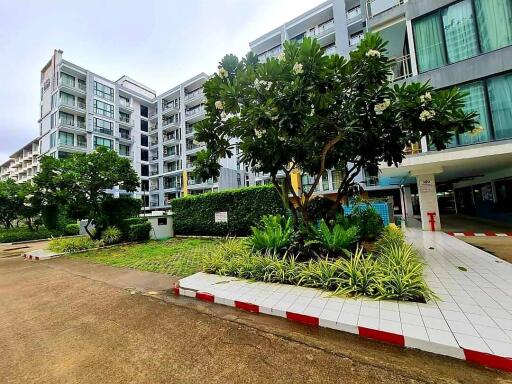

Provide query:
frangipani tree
left=194, top=34, right=478, bottom=226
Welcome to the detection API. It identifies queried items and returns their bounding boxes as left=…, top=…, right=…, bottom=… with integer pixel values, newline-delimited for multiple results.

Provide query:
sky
left=0, top=0, right=326, bottom=163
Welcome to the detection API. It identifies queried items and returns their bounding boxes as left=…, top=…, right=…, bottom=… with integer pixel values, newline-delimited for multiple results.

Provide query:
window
left=458, top=82, right=491, bottom=145
left=93, top=118, right=113, bottom=135
left=441, top=0, right=479, bottom=64
left=94, top=99, right=114, bottom=118
left=119, top=128, right=130, bottom=139
left=59, top=111, right=74, bottom=126
left=141, top=149, right=149, bottom=162
left=141, top=134, right=149, bottom=147
left=141, top=164, right=149, bottom=177
left=94, top=81, right=114, bottom=101
left=474, top=0, right=512, bottom=52
left=50, top=132, right=56, bottom=148
left=331, top=171, right=343, bottom=190
left=61, top=72, right=75, bottom=87
left=140, top=119, right=148, bottom=132
left=322, top=172, right=330, bottom=191
left=140, top=105, right=149, bottom=118
left=58, top=131, right=74, bottom=146
left=77, top=135, right=86, bottom=148
left=119, top=111, right=130, bottom=123
left=94, top=136, right=113, bottom=149
left=60, top=91, right=75, bottom=106
left=413, top=0, right=512, bottom=73
left=119, top=144, right=130, bottom=156
left=413, top=12, right=447, bottom=72
left=119, top=95, right=130, bottom=107
left=158, top=218, right=167, bottom=226
left=77, top=116, right=85, bottom=128
left=487, top=72, right=512, bottom=140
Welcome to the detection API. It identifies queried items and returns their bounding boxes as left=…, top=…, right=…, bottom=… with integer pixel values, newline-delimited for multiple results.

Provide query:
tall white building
left=0, top=138, right=40, bottom=183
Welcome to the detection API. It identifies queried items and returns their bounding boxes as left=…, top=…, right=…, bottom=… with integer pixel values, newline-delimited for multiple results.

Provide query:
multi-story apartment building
left=250, top=0, right=512, bottom=229
left=35, top=50, right=246, bottom=210
left=0, top=139, right=40, bottom=183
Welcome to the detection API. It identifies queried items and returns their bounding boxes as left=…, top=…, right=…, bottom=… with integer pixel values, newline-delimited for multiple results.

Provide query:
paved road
left=0, top=256, right=510, bottom=384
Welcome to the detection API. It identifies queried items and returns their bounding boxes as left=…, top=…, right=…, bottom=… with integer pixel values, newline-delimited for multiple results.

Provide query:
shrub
left=248, top=215, right=294, bottom=253
left=171, top=185, right=285, bottom=236
left=306, top=197, right=343, bottom=223
left=128, top=222, right=151, bottom=242
left=374, top=223, right=404, bottom=255
left=64, top=223, right=80, bottom=236
left=101, top=226, right=122, bottom=245
left=0, top=227, right=60, bottom=243
left=308, top=220, right=359, bottom=254
left=337, top=247, right=378, bottom=296
left=48, top=236, right=98, bottom=253
left=349, top=204, right=384, bottom=241
left=375, top=242, right=436, bottom=302
left=102, top=197, right=142, bottom=236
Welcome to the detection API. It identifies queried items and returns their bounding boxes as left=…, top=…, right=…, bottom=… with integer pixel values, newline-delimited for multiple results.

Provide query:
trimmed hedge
left=128, top=222, right=151, bottom=242
left=171, top=185, right=285, bottom=236
left=0, top=227, right=62, bottom=243
left=64, top=223, right=80, bottom=236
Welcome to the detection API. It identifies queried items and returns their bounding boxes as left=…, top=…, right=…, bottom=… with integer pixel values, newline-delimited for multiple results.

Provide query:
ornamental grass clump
left=248, top=214, right=294, bottom=253
left=308, top=219, right=359, bottom=255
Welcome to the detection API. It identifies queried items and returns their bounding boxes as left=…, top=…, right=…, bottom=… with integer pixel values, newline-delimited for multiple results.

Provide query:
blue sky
left=0, top=0, right=325, bottom=162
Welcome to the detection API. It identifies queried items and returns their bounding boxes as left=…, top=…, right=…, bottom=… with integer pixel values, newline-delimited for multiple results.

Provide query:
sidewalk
left=178, top=229, right=512, bottom=371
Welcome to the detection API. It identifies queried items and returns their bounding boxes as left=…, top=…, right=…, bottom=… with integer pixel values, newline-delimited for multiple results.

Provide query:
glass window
left=140, top=119, right=148, bottom=132
left=119, top=144, right=130, bottom=156
left=474, top=0, right=512, bottom=52
left=77, top=116, right=85, bottom=128
left=93, top=136, right=113, bottom=149
left=458, top=82, right=491, bottom=145
left=93, top=118, right=113, bottom=135
left=61, top=72, right=75, bottom=87
left=58, top=131, right=74, bottom=146
left=50, top=132, right=56, bottom=148
left=59, top=111, right=74, bottom=126
left=93, top=99, right=114, bottom=118
left=331, top=171, right=343, bottom=190
left=60, top=91, right=75, bottom=106
left=119, top=95, right=130, bottom=107
left=119, top=111, right=130, bottom=123
left=141, top=149, right=148, bottom=162
left=413, top=12, right=447, bottom=72
left=441, top=0, right=479, bottom=64
left=94, top=81, right=114, bottom=101
left=487, top=72, right=512, bottom=140
left=141, top=134, right=149, bottom=147
left=140, top=105, right=149, bottom=118
left=77, top=135, right=86, bottom=148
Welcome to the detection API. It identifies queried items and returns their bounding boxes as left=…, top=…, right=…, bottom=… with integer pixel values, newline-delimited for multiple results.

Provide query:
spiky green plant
left=336, top=247, right=378, bottom=297
left=248, top=214, right=294, bottom=252
left=296, top=258, right=343, bottom=290
left=373, top=223, right=405, bottom=255
left=308, top=219, right=359, bottom=253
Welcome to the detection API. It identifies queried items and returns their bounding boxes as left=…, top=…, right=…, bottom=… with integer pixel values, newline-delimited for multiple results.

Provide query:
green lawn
left=69, top=238, right=227, bottom=277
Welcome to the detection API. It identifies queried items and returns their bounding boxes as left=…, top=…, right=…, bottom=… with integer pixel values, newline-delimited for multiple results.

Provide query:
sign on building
left=214, top=211, right=228, bottom=223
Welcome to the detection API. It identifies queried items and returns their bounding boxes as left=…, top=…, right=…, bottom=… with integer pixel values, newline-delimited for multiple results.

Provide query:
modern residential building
left=35, top=50, right=247, bottom=210
left=0, top=138, right=40, bottom=183
left=250, top=0, right=512, bottom=228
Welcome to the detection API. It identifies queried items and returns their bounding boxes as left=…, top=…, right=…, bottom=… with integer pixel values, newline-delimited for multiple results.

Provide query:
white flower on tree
left=215, top=100, right=224, bottom=110
left=374, top=98, right=391, bottom=114
left=419, top=110, right=436, bottom=121
left=254, top=79, right=273, bottom=91
left=277, top=52, right=286, bottom=61
left=420, top=92, right=432, bottom=104
left=469, top=125, right=485, bottom=136
left=366, top=49, right=381, bottom=58
left=292, top=63, right=304, bottom=75
left=218, top=67, right=228, bottom=78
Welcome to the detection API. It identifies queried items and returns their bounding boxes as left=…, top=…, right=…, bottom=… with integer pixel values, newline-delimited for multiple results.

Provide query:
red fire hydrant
left=427, top=212, right=436, bottom=231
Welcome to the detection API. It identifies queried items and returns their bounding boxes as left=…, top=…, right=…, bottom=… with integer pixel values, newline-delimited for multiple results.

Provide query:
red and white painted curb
left=446, top=231, right=512, bottom=237
left=173, top=284, right=512, bottom=372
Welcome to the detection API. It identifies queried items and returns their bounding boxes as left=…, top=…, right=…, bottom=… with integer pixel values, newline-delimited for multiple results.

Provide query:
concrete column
left=402, top=185, right=414, bottom=219
left=415, top=173, right=441, bottom=231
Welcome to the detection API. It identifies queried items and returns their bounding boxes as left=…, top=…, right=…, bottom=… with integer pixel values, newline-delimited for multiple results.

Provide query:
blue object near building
left=343, top=202, right=392, bottom=226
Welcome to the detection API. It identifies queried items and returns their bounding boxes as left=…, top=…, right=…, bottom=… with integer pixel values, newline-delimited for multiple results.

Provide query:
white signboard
left=214, top=211, right=228, bottom=223
left=419, top=179, right=434, bottom=193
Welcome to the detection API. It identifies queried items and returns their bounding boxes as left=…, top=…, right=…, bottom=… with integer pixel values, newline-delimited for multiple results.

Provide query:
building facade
left=3, top=0, right=511, bottom=225
left=0, top=139, right=40, bottom=183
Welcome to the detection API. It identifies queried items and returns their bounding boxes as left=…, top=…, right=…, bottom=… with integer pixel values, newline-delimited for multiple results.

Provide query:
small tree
left=194, top=34, right=478, bottom=226
left=35, top=147, right=140, bottom=238
left=0, top=180, right=22, bottom=228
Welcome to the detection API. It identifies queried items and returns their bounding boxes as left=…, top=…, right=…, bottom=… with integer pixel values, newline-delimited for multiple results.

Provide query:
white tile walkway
left=177, top=228, right=512, bottom=371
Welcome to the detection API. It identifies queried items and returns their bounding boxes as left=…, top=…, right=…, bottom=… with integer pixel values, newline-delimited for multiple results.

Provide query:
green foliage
left=34, top=147, right=140, bottom=239
left=349, top=204, right=384, bottom=241
left=203, top=226, right=434, bottom=302
left=374, top=223, right=404, bottom=254
left=128, top=222, right=151, bottom=242
left=248, top=215, right=293, bottom=253
left=171, top=185, right=285, bottom=236
left=48, top=236, right=98, bottom=253
left=0, top=180, right=23, bottom=228
left=0, top=227, right=60, bottom=243
left=306, top=197, right=343, bottom=223
left=308, top=220, right=359, bottom=254
left=194, top=33, right=477, bottom=228
left=101, top=197, right=142, bottom=237
left=64, top=223, right=80, bottom=236
left=101, top=226, right=122, bottom=245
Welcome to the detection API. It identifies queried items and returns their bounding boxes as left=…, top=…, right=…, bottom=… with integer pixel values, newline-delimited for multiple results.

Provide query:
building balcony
left=58, top=119, right=86, bottom=133
left=118, top=131, right=133, bottom=142
left=162, top=103, right=180, bottom=116
left=185, top=88, right=203, bottom=101
left=305, top=19, right=335, bottom=39
left=346, top=5, right=362, bottom=24
left=366, top=0, right=406, bottom=19
left=349, top=32, right=364, bottom=48
left=119, top=101, right=134, bottom=113
left=118, top=116, right=134, bottom=127
left=59, top=80, right=86, bottom=96
left=59, top=99, right=86, bottom=115
left=185, top=106, right=205, bottom=122
left=162, top=119, right=180, bottom=130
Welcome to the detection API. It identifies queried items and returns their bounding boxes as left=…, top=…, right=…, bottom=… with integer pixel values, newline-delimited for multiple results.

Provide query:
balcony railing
left=349, top=33, right=364, bottom=47
left=185, top=88, right=203, bottom=100
left=258, top=45, right=282, bottom=62
left=390, top=55, right=413, bottom=82
left=163, top=102, right=179, bottom=111
left=120, top=131, right=131, bottom=140
left=163, top=118, right=180, bottom=127
left=185, top=105, right=205, bottom=117
left=93, top=127, right=113, bottom=135
left=119, top=100, right=132, bottom=109
left=119, top=115, right=131, bottom=124
left=305, top=19, right=335, bottom=39
left=60, top=98, right=85, bottom=110
left=346, top=6, right=362, bottom=21
left=366, top=0, right=406, bottom=19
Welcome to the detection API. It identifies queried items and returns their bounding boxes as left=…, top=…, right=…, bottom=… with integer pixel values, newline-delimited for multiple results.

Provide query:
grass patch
left=68, top=238, right=226, bottom=277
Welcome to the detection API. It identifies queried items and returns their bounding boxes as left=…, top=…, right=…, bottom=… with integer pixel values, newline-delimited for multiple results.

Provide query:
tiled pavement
left=177, top=229, right=512, bottom=371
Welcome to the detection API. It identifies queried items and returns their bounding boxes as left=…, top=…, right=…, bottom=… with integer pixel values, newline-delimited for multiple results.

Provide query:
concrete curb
left=23, top=242, right=133, bottom=261
left=446, top=232, right=512, bottom=237
left=173, top=284, right=512, bottom=373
